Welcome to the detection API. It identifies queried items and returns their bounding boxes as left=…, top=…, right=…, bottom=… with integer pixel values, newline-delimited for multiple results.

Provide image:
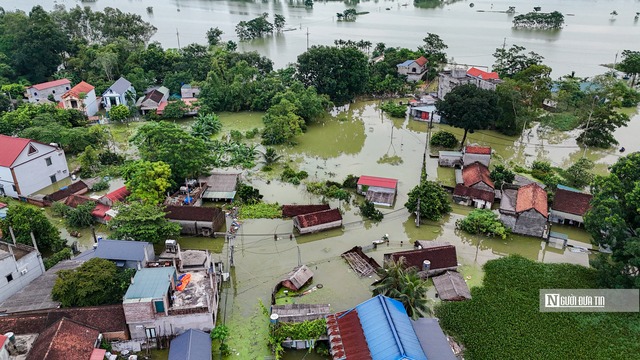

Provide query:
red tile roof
left=462, top=162, right=494, bottom=189
left=0, top=134, right=31, bottom=167
left=516, top=183, right=548, bottom=217
left=0, top=334, right=7, bottom=348
left=388, top=245, right=458, bottom=271
left=282, top=204, right=330, bottom=217
left=453, top=184, right=495, bottom=203
left=26, top=318, right=99, bottom=360
left=91, top=203, right=111, bottom=219
left=357, top=175, right=398, bottom=189
left=61, top=81, right=94, bottom=99
left=90, top=349, right=107, bottom=360
left=327, top=310, right=372, bottom=360
left=466, top=67, right=500, bottom=80
left=295, top=209, right=342, bottom=228
left=105, top=186, right=130, bottom=202
left=45, top=180, right=89, bottom=202
left=552, top=188, right=592, bottom=216
left=30, top=79, right=71, bottom=91
left=64, top=194, right=93, bottom=208
left=415, top=56, right=428, bottom=67
left=465, top=146, right=491, bottom=155
left=0, top=202, right=7, bottom=209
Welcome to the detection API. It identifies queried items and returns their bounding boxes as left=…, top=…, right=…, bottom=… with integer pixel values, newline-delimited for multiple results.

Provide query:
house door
left=145, top=327, right=157, bottom=339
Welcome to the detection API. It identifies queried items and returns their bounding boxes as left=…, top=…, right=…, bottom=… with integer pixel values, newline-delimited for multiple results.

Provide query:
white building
left=0, top=241, right=46, bottom=304
left=396, top=56, right=428, bottom=82
left=102, top=77, right=136, bottom=110
left=0, top=135, right=70, bottom=198
left=60, top=81, right=98, bottom=116
left=26, top=79, right=71, bottom=103
left=437, top=67, right=502, bottom=100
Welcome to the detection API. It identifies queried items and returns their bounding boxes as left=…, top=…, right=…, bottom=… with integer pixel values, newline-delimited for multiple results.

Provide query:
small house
left=26, top=79, right=71, bottom=103
left=181, top=84, right=201, bottom=99
left=438, top=151, right=463, bottom=167
left=165, top=205, right=225, bottom=237
left=452, top=184, right=494, bottom=209
left=91, top=186, right=130, bottom=223
left=200, top=172, right=240, bottom=202
left=102, top=77, right=136, bottom=110
left=87, top=239, right=155, bottom=269
left=357, top=175, right=398, bottom=207
left=168, top=329, right=212, bottom=360
left=0, top=135, right=70, bottom=198
left=500, top=183, right=549, bottom=238
left=459, top=162, right=494, bottom=191
left=437, top=67, right=501, bottom=100
left=60, top=81, right=98, bottom=116
left=293, top=208, right=343, bottom=234
left=384, top=242, right=458, bottom=277
left=463, top=146, right=491, bottom=167
left=136, top=86, right=169, bottom=114
left=397, top=56, right=428, bottom=82
left=432, top=271, right=471, bottom=301
left=278, top=265, right=314, bottom=292
left=44, top=180, right=89, bottom=203
left=25, top=318, right=102, bottom=360
left=550, top=185, right=592, bottom=227
left=282, top=204, right=330, bottom=218
left=409, top=105, right=441, bottom=123
left=326, top=295, right=456, bottom=360
left=0, top=241, right=46, bottom=304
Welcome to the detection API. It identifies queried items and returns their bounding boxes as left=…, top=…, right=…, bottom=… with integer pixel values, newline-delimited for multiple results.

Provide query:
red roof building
left=30, top=79, right=71, bottom=91
left=357, top=175, right=398, bottom=189
left=0, top=134, right=31, bottom=167
left=550, top=186, right=592, bottom=226
left=464, top=146, right=491, bottom=155
left=385, top=244, right=458, bottom=276
left=61, top=81, right=94, bottom=99
left=461, top=162, right=494, bottom=190
left=415, top=56, right=428, bottom=67
left=516, top=183, right=548, bottom=217
left=467, top=67, right=500, bottom=80
left=293, top=208, right=343, bottom=234
left=26, top=318, right=100, bottom=360
left=357, top=176, right=399, bottom=206
left=453, top=184, right=495, bottom=206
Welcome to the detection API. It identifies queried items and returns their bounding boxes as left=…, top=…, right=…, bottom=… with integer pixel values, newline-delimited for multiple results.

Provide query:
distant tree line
left=513, top=11, right=564, bottom=29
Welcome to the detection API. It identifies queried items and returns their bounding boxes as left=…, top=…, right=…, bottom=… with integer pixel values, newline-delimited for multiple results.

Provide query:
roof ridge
left=378, top=296, right=407, bottom=357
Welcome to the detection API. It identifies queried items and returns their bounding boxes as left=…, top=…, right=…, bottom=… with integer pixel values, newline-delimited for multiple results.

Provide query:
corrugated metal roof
left=104, top=77, right=132, bottom=96
left=124, top=267, right=175, bottom=300
left=169, top=329, right=212, bottom=360
left=411, top=318, right=457, bottom=360
left=439, top=151, right=463, bottom=157
left=355, top=296, right=427, bottom=360
left=397, top=60, right=414, bottom=67
left=357, top=175, right=398, bottom=189
left=94, top=239, right=152, bottom=262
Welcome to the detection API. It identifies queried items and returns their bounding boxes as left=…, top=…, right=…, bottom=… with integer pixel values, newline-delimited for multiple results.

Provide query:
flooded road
left=7, top=0, right=640, bottom=76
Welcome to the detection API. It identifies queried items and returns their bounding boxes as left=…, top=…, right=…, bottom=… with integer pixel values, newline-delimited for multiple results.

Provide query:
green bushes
left=44, top=248, right=73, bottom=270
left=239, top=203, right=282, bottom=219
left=306, top=181, right=351, bottom=201
left=268, top=319, right=327, bottom=359
left=456, top=209, right=510, bottom=239
left=236, top=184, right=263, bottom=204
left=281, top=166, right=308, bottom=185
left=90, top=178, right=110, bottom=192
left=358, top=200, right=384, bottom=222
left=380, top=101, right=408, bottom=118
left=430, top=130, right=458, bottom=149
left=489, top=165, right=515, bottom=188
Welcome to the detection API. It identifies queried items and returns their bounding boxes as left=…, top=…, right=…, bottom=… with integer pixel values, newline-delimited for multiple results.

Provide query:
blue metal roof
left=169, top=329, right=212, bottom=360
left=354, top=295, right=428, bottom=360
left=397, top=60, right=414, bottom=67
left=124, top=267, right=176, bottom=300
left=556, top=184, right=586, bottom=194
left=94, top=239, right=152, bottom=262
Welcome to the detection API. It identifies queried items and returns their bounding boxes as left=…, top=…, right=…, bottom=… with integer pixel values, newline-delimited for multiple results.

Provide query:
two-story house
left=0, top=135, right=70, bottom=198
left=26, top=79, right=71, bottom=103
left=396, top=56, right=429, bottom=82
left=0, top=241, right=45, bottom=304
left=102, top=77, right=136, bottom=110
left=60, top=81, right=98, bottom=116
left=122, top=266, right=218, bottom=341
left=437, top=67, right=502, bottom=100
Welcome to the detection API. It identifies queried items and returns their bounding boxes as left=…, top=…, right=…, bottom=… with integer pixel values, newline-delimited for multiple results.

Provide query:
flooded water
left=6, top=0, right=640, bottom=76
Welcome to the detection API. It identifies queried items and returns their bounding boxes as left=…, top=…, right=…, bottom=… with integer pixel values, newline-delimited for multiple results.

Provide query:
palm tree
left=260, top=147, right=282, bottom=166
left=373, top=257, right=432, bottom=319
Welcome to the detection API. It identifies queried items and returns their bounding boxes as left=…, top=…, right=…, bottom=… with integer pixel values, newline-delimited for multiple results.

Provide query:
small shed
left=200, top=172, right=240, bottom=201
left=279, top=265, right=314, bottom=291
left=409, top=105, right=441, bottom=123
left=357, top=175, right=398, bottom=207
left=438, top=151, right=463, bottom=167
left=293, top=208, right=342, bottom=234
left=165, top=205, right=225, bottom=237
left=462, top=146, right=491, bottom=167
left=181, top=84, right=201, bottom=99
left=432, top=271, right=471, bottom=301
left=271, top=303, right=330, bottom=323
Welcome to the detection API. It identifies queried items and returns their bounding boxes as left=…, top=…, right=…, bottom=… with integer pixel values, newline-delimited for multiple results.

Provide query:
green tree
left=109, top=104, right=131, bottom=123
left=236, top=183, right=263, bottom=204
left=492, top=44, right=544, bottom=78
left=52, top=258, right=133, bottom=307
left=456, top=209, right=510, bottom=239
left=130, top=121, right=213, bottom=183
left=191, top=113, right=223, bottom=139
left=162, top=100, right=187, bottom=119
left=373, top=258, right=431, bottom=319
left=618, top=50, right=640, bottom=86
left=429, top=130, right=458, bottom=148
left=235, top=13, right=274, bottom=40
left=261, top=99, right=305, bottom=145
left=274, top=14, right=286, bottom=32
left=585, top=152, right=640, bottom=288
left=0, top=204, right=65, bottom=252
left=77, top=145, right=100, bottom=177
left=436, top=84, right=501, bottom=146
left=122, top=160, right=172, bottom=205
left=109, top=202, right=181, bottom=243
left=577, top=103, right=629, bottom=148
left=296, top=45, right=369, bottom=104
left=260, top=147, right=282, bottom=166
left=420, top=32, right=448, bottom=64
left=358, top=200, right=384, bottom=222
left=405, top=180, right=452, bottom=221
left=562, top=158, right=594, bottom=189
left=66, top=202, right=96, bottom=228
left=490, top=165, right=515, bottom=188
left=206, top=27, right=224, bottom=46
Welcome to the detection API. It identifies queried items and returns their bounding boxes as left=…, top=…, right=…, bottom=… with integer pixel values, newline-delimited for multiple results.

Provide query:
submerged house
left=432, top=271, right=471, bottom=301
left=462, top=146, right=491, bottom=167
left=453, top=162, right=495, bottom=209
left=278, top=265, right=314, bottom=292
left=384, top=242, right=458, bottom=277
left=397, top=56, right=428, bottom=82
left=438, top=151, right=463, bottom=168
left=165, top=205, right=225, bottom=237
left=326, top=295, right=456, bottom=360
left=550, top=185, right=592, bottom=227
left=181, top=84, right=201, bottom=99
left=500, top=183, right=549, bottom=238
left=282, top=204, right=330, bottom=218
left=437, top=67, right=501, bottom=100
left=293, top=208, right=343, bottom=234
left=91, top=186, right=130, bottom=223
left=357, top=175, right=398, bottom=207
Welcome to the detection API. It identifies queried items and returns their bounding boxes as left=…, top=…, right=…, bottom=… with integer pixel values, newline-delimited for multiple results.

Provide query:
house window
left=66, top=87, right=70, bottom=90
left=52, top=90, right=55, bottom=94
left=45, top=157, right=52, bottom=166
left=145, top=327, right=156, bottom=339
left=12, top=185, right=17, bottom=192
left=5, top=274, right=12, bottom=283
left=50, top=174, right=57, bottom=184
left=28, top=145, right=38, bottom=155
left=412, top=67, right=417, bottom=73
left=34, top=92, right=37, bottom=96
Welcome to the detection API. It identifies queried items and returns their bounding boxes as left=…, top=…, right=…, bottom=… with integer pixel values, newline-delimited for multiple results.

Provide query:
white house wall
left=0, top=251, right=45, bottom=303
left=12, top=142, right=69, bottom=196
left=0, top=166, right=17, bottom=198
left=84, top=89, right=98, bottom=116
left=27, top=84, right=71, bottom=103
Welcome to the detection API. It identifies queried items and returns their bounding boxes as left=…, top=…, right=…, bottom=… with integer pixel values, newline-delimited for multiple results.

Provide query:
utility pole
left=306, top=28, right=310, bottom=50
left=415, top=198, right=421, bottom=227
left=176, top=28, right=181, bottom=49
